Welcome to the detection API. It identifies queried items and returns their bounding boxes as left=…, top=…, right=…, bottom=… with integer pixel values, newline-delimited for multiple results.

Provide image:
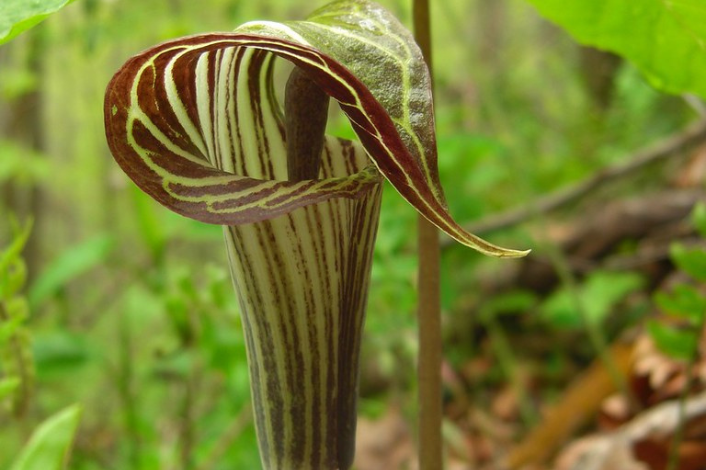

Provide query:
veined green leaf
left=0, top=0, right=76, bottom=45
left=104, top=0, right=526, bottom=258
left=10, top=404, right=82, bottom=470
left=524, top=0, right=706, bottom=99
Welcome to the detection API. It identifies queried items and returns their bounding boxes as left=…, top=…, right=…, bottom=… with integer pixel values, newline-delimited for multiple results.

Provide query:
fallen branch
left=504, top=188, right=704, bottom=295
left=505, top=339, right=635, bottom=469
left=441, top=119, right=706, bottom=248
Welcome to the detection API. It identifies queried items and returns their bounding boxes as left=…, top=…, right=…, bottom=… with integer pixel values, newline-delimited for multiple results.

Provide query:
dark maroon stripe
left=148, top=49, right=203, bottom=157
left=171, top=50, right=204, bottom=142
left=105, top=32, right=440, bottom=228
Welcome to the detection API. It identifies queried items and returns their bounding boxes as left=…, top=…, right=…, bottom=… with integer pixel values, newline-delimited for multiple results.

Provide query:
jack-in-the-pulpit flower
left=104, top=1, right=527, bottom=468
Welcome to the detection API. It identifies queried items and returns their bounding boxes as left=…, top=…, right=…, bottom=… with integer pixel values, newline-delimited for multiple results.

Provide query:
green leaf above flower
left=525, top=0, right=706, bottom=99
left=0, top=0, right=76, bottom=45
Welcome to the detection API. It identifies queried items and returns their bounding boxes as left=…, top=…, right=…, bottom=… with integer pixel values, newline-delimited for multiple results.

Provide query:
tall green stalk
left=412, top=1, right=444, bottom=469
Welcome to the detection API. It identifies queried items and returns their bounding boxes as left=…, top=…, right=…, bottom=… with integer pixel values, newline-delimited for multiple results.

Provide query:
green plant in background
left=647, top=203, right=706, bottom=470
left=649, top=203, right=706, bottom=360
left=9, top=404, right=82, bottom=470
left=144, top=265, right=258, bottom=469
left=1, top=221, right=82, bottom=470
left=28, top=234, right=116, bottom=311
left=525, top=0, right=706, bottom=98
left=0, top=141, right=49, bottom=188
left=1, top=2, right=84, bottom=467
left=0, top=0, right=77, bottom=45
left=0, top=219, right=34, bottom=417
left=539, top=270, right=644, bottom=329
left=103, top=0, right=526, bottom=468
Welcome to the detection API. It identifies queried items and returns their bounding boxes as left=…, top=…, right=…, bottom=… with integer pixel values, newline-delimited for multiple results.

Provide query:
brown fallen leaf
left=554, top=391, right=706, bottom=470
left=354, top=406, right=416, bottom=470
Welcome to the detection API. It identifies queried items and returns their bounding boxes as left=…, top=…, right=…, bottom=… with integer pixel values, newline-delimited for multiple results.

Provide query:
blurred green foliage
left=0, top=0, right=700, bottom=468
left=1, top=222, right=81, bottom=470
left=29, top=235, right=116, bottom=309
left=0, top=0, right=76, bottom=45
left=0, top=219, right=34, bottom=417
left=649, top=204, right=706, bottom=360
left=9, top=404, right=82, bottom=470
left=525, top=0, right=706, bottom=98
left=539, top=270, right=644, bottom=329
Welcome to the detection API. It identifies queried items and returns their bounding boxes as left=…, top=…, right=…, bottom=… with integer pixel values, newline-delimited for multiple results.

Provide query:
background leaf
left=0, top=0, right=77, bottom=45
left=540, top=271, right=644, bottom=329
left=654, top=284, right=706, bottom=323
left=647, top=320, right=698, bottom=360
left=0, top=377, right=21, bottom=401
left=692, top=203, right=706, bottom=239
left=9, top=404, right=82, bottom=470
left=28, top=235, right=116, bottom=309
left=524, top=0, right=706, bottom=98
left=670, top=243, right=706, bottom=282
left=32, top=331, right=90, bottom=377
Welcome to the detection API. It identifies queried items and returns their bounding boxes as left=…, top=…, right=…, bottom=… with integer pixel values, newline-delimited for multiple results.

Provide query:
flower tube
left=104, top=1, right=526, bottom=468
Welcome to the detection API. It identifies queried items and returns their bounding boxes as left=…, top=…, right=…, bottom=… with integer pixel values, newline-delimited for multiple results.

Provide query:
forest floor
left=354, top=129, right=706, bottom=470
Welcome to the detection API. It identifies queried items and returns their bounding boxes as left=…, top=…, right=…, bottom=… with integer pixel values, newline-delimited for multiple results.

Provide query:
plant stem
left=179, top=306, right=202, bottom=470
left=179, top=372, right=196, bottom=470
left=285, top=67, right=329, bottom=181
left=413, top=1, right=443, bottom=469
left=417, top=217, right=443, bottom=469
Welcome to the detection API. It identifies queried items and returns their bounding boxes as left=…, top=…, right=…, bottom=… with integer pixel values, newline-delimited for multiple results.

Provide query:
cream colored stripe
left=163, top=49, right=208, bottom=157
